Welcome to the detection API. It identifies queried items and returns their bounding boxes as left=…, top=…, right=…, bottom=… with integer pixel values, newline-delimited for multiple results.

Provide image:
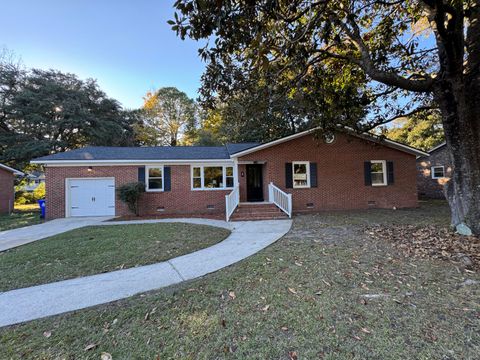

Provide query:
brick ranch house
left=31, top=129, right=428, bottom=221
left=0, top=163, right=23, bottom=215
left=416, top=142, right=451, bottom=199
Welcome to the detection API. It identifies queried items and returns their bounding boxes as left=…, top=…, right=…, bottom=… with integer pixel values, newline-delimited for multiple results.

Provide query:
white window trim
left=191, top=164, right=235, bottom=191
left=431, top=165, right=445, bottom=179
left=146, top=165, right=164, bottom=192
left=370, top=160, right=387, bottom=186
left=292, top=161, right=311, bottom=189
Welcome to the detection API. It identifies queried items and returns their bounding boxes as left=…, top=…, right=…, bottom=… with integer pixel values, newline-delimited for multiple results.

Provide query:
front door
left=246, top=164, right=263, bottom=202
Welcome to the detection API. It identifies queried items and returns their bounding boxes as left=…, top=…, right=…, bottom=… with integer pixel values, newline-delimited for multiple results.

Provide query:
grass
left=0, top=223, right=230, bottom=291
left=1, top=201, right=479, bottom=359
left=0, top=204, right=42, bottom=232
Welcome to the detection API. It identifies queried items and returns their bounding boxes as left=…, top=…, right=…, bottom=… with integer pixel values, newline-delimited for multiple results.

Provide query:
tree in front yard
left=117, top=182, right=145, bottom=216
left=171, top=0, right=480, bottom=235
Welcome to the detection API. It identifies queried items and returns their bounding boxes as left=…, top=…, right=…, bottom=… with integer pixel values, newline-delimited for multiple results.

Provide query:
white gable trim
left=0, top=163, right=24, bottom=176
left=230, top=126, right=429, bottom=158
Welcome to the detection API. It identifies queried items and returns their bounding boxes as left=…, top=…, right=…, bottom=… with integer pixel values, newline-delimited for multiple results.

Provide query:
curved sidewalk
left=0, top=218, right=292, bottom=328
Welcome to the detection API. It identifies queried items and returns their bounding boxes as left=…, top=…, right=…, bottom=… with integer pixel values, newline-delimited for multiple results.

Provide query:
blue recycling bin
left=38, top=199, right=46, bottom=219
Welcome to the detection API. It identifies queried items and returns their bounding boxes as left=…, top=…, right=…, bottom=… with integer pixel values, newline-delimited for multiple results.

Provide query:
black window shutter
left=138, top=166, right=145, bottom=184
left=164, top=166, right=171, bottom=191
left=285, top=163, right=293, bottom=188
left=387, top=161, right=394, bottom=185
left=310, top=162, right=318, bottom=188
left=364, top=161, right=372, bottom=186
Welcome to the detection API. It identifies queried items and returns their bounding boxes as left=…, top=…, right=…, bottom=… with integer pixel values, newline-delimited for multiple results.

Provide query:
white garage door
left=68, top=178, right=115, bottom=217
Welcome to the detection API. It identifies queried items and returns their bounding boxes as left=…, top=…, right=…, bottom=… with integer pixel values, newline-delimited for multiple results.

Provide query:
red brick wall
left=237, top=133, right=418, bottom=211
left=45, top=165, right=229, bottom=219
left=416, top=146, right=451, bottom=199
left=0, top=168, right=15, bottom=214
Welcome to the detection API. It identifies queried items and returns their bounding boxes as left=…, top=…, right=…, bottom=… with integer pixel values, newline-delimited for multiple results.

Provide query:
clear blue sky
left=0, top=0, right=205, bottom=109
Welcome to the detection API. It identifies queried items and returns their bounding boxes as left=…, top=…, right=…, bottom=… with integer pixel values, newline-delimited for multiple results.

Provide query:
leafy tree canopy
left=385, top=111, right=444, bottom=151
left=142, top=87, right=197, bottom=146
left=0, top=57, right=135, bottom=169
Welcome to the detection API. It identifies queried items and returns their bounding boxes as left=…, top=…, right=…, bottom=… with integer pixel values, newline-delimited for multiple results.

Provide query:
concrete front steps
left=230, top=203, right=289, bottom=221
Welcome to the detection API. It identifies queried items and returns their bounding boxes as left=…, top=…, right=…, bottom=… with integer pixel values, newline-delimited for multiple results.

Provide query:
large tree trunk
left=435, top=74, right=480, bottom=235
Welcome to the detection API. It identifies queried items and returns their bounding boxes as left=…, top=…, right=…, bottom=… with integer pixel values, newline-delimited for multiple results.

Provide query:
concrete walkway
left=0, top=217, right=114, bottom=252
left=0, top=218, right=292, bottom=327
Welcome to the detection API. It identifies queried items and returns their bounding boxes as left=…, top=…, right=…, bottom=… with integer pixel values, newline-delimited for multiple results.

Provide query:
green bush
left=117, top=182, right=145, bottom=216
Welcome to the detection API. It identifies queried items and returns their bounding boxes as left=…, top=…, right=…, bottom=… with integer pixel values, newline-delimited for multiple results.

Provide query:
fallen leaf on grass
left=261, top=305, right=270, bottom=312
left=281, top=326, right=288, bottom=331
left=288, top=287, right=298, bottom=294
left=43, top=331, right=51, bottom=338
left=84, top=343, right=97, bottom=351
left=322, top=279, right=331, bottom=287
left=361, top=327, right=371, bottom=334
left=288, top=351, right=298, bottom=360
left=228, top=291, right=236, bottom=300
left=364, top=225, right=480, bottom=270
left=101, top=352, right=112, bottom=360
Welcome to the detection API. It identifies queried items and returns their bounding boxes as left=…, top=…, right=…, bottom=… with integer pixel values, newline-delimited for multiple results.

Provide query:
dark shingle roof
left=226, top=142, right=260, bottom=154
left=33, top=143, right=261, bottom=162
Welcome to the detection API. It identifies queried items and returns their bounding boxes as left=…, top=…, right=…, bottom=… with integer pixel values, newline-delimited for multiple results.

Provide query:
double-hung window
left=292, top=161, right=310, bottom=188
left=431, top=166, right=445, bottom=179
left=370, top=160, right=387, bottom=186
left=146, top=166, right=164, bottom=191
left=192, top=165, right=235, bottom=190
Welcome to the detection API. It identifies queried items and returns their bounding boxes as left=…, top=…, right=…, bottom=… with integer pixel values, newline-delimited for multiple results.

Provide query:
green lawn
left=1, top=201, right=479, bottom=359
left=0, top=204, right=42, bottom=232
left=0, top=223, right=230, bottom=291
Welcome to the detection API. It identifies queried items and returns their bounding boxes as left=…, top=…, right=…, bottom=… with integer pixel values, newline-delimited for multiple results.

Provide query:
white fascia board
left=0, top=163, right=24, bottom=175
left=30, top=159, right=234, bottom=166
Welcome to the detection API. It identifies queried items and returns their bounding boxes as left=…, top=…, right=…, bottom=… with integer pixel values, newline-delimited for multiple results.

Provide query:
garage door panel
left=68, top=178, right=115, bottom=217
left=70, top=180, right=93, bottom=217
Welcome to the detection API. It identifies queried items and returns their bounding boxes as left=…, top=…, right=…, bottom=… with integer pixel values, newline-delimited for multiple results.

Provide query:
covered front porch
left=226, top=162, right=292, bottom=221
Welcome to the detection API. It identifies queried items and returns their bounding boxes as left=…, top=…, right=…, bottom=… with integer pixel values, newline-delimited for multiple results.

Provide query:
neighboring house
left=0, top=164, right=24, bottom=214
left=31, top=129, right=427, bottom=220
left=20, top=171, right=46, bottom=192
left=416, top=142, right=451, bottom=199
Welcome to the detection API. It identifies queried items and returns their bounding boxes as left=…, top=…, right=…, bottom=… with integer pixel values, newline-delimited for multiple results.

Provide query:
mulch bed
left=111, top=213, right=225, bottom=221
left=365, top=225, right=480, bottom=271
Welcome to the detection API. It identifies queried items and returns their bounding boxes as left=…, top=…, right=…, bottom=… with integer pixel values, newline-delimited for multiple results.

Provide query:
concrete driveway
left=0, top=217, right=114, bottom=252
